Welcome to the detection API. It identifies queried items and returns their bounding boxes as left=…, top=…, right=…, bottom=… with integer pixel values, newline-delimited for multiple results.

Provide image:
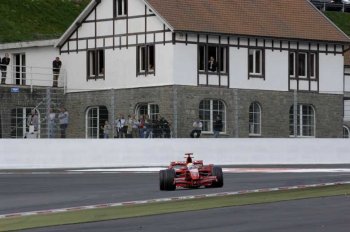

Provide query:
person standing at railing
left=52, top=57, right=62, bottom=87
left=1, top=53, right=10, bottom=84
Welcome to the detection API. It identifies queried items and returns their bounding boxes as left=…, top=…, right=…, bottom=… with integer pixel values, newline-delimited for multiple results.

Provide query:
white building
left=1, top=0, right=350, bottom=138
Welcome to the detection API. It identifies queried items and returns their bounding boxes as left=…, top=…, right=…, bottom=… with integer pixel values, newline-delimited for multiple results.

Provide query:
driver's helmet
left=187, top=163, right=194, bottom=169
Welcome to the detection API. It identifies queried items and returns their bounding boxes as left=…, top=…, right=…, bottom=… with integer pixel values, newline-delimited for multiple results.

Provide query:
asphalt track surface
left=22, top=196, right=350, bottom=232
left=1, top=166, right=350, bottom=231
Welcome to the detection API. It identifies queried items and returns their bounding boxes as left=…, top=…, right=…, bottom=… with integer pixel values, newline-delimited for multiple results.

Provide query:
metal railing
left=1, top=64, right=67, bottom=93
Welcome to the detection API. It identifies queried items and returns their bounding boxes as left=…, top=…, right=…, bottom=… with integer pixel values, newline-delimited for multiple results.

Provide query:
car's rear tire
left=159, top=169, right=176, bottom=191
left=211, top=166, right=224, bottom=188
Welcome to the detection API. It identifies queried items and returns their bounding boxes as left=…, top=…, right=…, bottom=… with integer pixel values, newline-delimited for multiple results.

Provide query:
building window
left=87, top=50, right=105, bottom=79
left=248, top=48, right=264, bottom=78
left=289, top=51, right=317, bottom=79
left=13, top=53, right=26, bottom=85
left=136, top=103, right=159, bottom=120
left=114, top=0, right=128, bottom=17
left=86, top=106, right=108, bottom=138
left=289, top=104, right=315, bottom=137
left=10, top=107, right=40, bottom=138
left=199, top=99, right=226, bottom=133
left=198, top=45, right=228, bottom=74
left=343, top=126, right=350, bottom=138
left=289, top=52, right=295, bottom=77
left=137, top=45, right=155, bottom=75
left=249, top=102, right=261, bottom=136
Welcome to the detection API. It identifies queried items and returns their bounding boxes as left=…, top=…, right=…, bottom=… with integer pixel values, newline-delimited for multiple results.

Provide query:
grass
left=324, top=11, right=350, bottom=36
left=0, top=184, right=349, bottom=231
left=0, top=1, right=349, bottom=44
left=0, top=0, right=90, bottom=43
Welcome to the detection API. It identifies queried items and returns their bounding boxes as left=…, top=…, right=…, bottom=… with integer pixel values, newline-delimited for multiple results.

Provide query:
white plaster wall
left=319, top=53, right=344, bottom=94
left=230, top=48, right=288, bottom=90
left=0, top=46, right=58, bottom=86
left=229, top=47, right=247, bottom=88
left=173, top=44, right=197, bottom=86
left=63, top=44, right=174, bottom=92
left=0, top=139, right=349, bottom=169
left=265, top=50, right=289, bottom=90
left=61, top=52, right=87, bottom=92
left=129, top=0, right=146, bottom=16
left=96, top=0, right=113, bottom=19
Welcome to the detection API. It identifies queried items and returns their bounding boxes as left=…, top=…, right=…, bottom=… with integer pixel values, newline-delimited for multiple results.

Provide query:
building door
left=13, top=53, right=26, bottom=85
left=10, top=107, right=40, bottom=138
left=86, top=106, right=108, bottom=138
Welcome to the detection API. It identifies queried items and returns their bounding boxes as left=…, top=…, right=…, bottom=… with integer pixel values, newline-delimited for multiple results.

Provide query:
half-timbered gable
left=57, top=0, right=173, bottom=91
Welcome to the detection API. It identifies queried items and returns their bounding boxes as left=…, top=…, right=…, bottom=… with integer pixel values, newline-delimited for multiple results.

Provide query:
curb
left=1, top=181, right=349, bottom=219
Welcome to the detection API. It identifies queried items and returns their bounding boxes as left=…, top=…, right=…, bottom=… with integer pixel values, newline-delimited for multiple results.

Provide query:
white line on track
left=1, top=167, right=350, bottom=175
left=68, top=167, right=350, bottom=173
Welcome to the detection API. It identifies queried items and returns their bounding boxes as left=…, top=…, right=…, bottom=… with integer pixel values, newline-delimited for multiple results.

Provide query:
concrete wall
left=0, top=139, right=349, bottom=169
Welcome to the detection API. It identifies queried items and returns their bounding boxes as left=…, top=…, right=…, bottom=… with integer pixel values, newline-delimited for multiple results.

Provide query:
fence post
left=172, top=86, right=178, bottom=138
left=110, top=89, right=115, bottom=138
left=63, top=69, right=67, bottom=94
left=46, top=87, right=51, bottom=138
left=30, top=66, right=33, bottom=93
left=293, top=89, right=298, bottom=138
left=234, top=88, right=239, bottom=138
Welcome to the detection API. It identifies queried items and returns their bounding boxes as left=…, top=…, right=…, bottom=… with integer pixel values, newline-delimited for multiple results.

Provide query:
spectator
left=58, top=107, right=69, bottom=138
left=131, top=114, right=140, bottom=138
left=213, top=115, right=223, bottom=138
left=144, top=115, right=152, bottom=138
left=102, top=120, right=111, bottom=138
left=27, top=109, right=39, bottom=132
left=1, top=53, right=10, bottom=84
left=126, top=114, right=133, bottom=138
left=52, top=57, right=62, bottom=87
left=139, top=115, right=146, bottom=138
left=116, top=114, right=127, bottom=138
left=159, top=116, right=171, bottom=138
left=190, top=119, right=203, bottom=138
left=152, top=116, right=161, bottom=138
left=208, top=56, right=217, bottom=72
left=48, top=108, right=56, bottom=138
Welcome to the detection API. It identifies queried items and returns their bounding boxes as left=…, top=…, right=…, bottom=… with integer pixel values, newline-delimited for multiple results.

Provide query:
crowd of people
left=25, top=106, right=69, bottom=139
left=25, top=107, right=223, bottom=139
left=111, top=114, right=171, bottom=138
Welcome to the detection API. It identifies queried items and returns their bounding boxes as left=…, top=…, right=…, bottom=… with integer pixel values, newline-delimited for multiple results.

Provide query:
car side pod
left=159, top=169, right=176, bottom=191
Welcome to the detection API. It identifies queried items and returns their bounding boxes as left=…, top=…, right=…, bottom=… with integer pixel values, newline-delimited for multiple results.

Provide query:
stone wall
left=63, top=86, right=343, bottom=138
left=0, top=86, right=65, bottom=138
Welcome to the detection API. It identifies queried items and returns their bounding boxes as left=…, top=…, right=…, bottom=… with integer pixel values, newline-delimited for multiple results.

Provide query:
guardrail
left=0, top=139, right=350, bottom=169
left=310, top=1, right=350, bottom=12
left=1, top=65, right=66, bottom=93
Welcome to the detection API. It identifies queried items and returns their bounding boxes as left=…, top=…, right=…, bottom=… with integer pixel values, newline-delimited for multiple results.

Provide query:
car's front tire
left=159, top=169, right=176, bottom=191
left=211, top=166, right=224, bottom=188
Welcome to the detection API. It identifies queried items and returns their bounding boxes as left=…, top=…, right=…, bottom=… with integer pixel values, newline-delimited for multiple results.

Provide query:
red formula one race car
left=159, top=153, right=223, bottom=191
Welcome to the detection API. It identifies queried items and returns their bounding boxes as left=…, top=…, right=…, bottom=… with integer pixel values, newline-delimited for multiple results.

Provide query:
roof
left=0, top=39, right=57, bottom=50
left=145, top=0, right=350, bottom=43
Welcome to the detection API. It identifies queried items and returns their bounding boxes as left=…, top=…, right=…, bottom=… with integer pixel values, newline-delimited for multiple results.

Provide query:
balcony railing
left=0, top=64, right=67, bottom=93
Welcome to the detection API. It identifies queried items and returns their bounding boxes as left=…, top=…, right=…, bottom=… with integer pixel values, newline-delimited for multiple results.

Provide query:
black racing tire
left=159, top=169, right=176, bottom=191
left=211, top=166, right=224, bottom=188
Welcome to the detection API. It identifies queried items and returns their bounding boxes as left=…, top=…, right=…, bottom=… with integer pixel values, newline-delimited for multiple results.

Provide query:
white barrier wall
left=0, top=139, right=350, bottom=169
